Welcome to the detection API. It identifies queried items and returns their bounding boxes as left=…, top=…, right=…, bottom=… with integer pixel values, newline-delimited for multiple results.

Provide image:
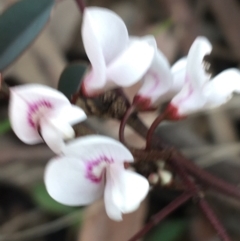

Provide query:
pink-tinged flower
left=133, top=36, right=185, bottom=110
left=81, top=7, right=155, bottom=96
left=167, top=36, right=240, bottom=118
left=9, top=84, right=86, bottom=154
left=44, top=135, right=149, bottom=221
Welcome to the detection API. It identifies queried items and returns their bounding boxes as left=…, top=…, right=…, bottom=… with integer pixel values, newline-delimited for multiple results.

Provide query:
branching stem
left=169, top=157, right=232, bottom=241
left=128, top=113, right=240, bottom=201
left=198, top=199, right=232, bottom=241
left=128, top=192, right=193, bottom=241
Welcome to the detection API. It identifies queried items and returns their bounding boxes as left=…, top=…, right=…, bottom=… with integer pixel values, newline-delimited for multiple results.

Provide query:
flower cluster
left=82, top=7, right=240, bottom=117
left=8, top=6, right=240, bottom=222
left=9, top=84, right=149, bottom=221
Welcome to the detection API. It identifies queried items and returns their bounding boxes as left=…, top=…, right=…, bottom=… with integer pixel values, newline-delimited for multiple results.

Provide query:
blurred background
left=1, top=0, right=240, bottom=240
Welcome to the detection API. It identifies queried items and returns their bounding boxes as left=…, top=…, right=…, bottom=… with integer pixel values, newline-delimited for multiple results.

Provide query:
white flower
left=133, top=36, right=185, bottom=110
left=167, top=36, right=240, bottom=117
left=44, top=135, right=149, bottom=221
left=81, top=7, right=154, bottom=96
left=9, top=84, right=86, bottom=154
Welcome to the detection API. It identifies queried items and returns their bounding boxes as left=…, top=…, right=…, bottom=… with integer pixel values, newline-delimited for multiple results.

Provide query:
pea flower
left=44, top=135, right=149, bottom=221
left=81, top=7, right=154, bottom=96
left=133, top=36, right=185, bottom=110
left=9, top=84, right=86, bottom=153
left=166, top=36, right=240, bottom=118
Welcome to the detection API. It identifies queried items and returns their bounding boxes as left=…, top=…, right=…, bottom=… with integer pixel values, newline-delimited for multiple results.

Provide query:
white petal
left=83, top=7, right=128, bottom=64
left=171, top=85, right=206, bottom=116
left=44, top=156, right=104, bottom=206
left=54, top=105, right=87, bottom=125
left=171, top=57, right=187, bottom=93
left=137, top=48, right=172, bottom=105
left=104, top=175, right=123, bottom=221
left=130, top=35, right=157, bottom=49
left=9, top=87, right=42, bottom=144
left=104, top=164, right=149, bottom=221
left=82, top=7, right=128, bottom=91
left=40, top=118, right=66, bottom=154
left=187, top=37, right=212, bottom=88
left=203, top=68, right=240, bottom=107
left=10, top=84, right=72, bottom=107
left=63, top=135, right=133, bottom=164
left=107, top=40, right=154, bottom=87
left=9, top=84, right=73, bottom=145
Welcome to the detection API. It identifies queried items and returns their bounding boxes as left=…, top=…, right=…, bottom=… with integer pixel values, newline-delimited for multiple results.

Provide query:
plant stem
left=127, top=114, right=240, bottom=201
left=127, top=114, right=166, bottom=149
left=75, top=0, right=85, bottom=13
left=119, top=105, right=135, bottom=144
left=128, top=192, right=193, bottom=241
left=175, top=153, right=240, bottom=200
left=145, top=111, right=168, bottom=150
left=198, top=199, right=232, bottom=241
left=169, top=157, right=232, bottom=241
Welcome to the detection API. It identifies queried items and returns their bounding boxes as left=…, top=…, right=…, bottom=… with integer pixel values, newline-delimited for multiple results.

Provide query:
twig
left=128, top=192, right=193, bottom=241
left=127, top=114, right=240, bottom=201
left=169, top=157, right=232, bottom=241
left=175, top=153, right=240, bottom=200
left=198, top=199, right=231, bottom=241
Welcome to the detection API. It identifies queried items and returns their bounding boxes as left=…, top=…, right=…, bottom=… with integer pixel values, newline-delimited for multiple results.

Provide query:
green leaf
left=58, top=62, right=88, bottom=100
left=0, top=119, right=11, bottom=135
left=0, top=0, right=55, bottom=71
left=145, top=219, right=188, bottom=241
left=32, top=183, right=78, bottom=215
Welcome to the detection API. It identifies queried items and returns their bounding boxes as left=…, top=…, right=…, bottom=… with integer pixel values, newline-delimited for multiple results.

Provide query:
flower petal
left=104, top=175, right=123, bottom=221
left=54, top=105, right=87, bottom=125
left=63, top=135, right=134, bottom=164
left=203, top=68, right=240, bottom=107
left=171, top=85, right=205, bottom=116
left=171, top=57, right=187, bottom=93
left=106, top=40, right=154, bottom=87
left=137, top=48, right=172, bottom=105
left=44, top=156, right=104, bottom=206
left=104, top=164, right=149, bottom=221
left=9, top=84, right=76, bottom=145
left=40, top=118, right=71, bottom=154
left=82, top=7, right=129, bottom=92
left=9, top=87, right=42, bottom=144
left=10, top=84, right=72, bottom=107
left=186, top=37, right=212, bottom=88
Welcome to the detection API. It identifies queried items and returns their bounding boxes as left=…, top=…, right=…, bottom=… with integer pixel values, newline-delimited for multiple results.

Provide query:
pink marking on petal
left=27, top=100, right=52, bottom=128
left=146, top=71, right=160, bottom=95
left=85, top=156, right=114, bottom=183
left=177, top=75, right=194, bottom=105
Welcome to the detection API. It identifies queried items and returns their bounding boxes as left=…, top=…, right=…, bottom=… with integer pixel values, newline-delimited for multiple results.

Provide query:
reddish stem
left=128, top=114, right=240, bottom=201
left=176, top=153, right=240, bottom=200
left=198, top=199, right=232, bottom=241
left=128, top=192, right=193, bottom=241
left=75, top=0, right=85, bottom=13
left=119, top=105, right=135, bottom=144
left=169, top=157, right=232, bottom=241
left=145, top=111, right=168, bottom=150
